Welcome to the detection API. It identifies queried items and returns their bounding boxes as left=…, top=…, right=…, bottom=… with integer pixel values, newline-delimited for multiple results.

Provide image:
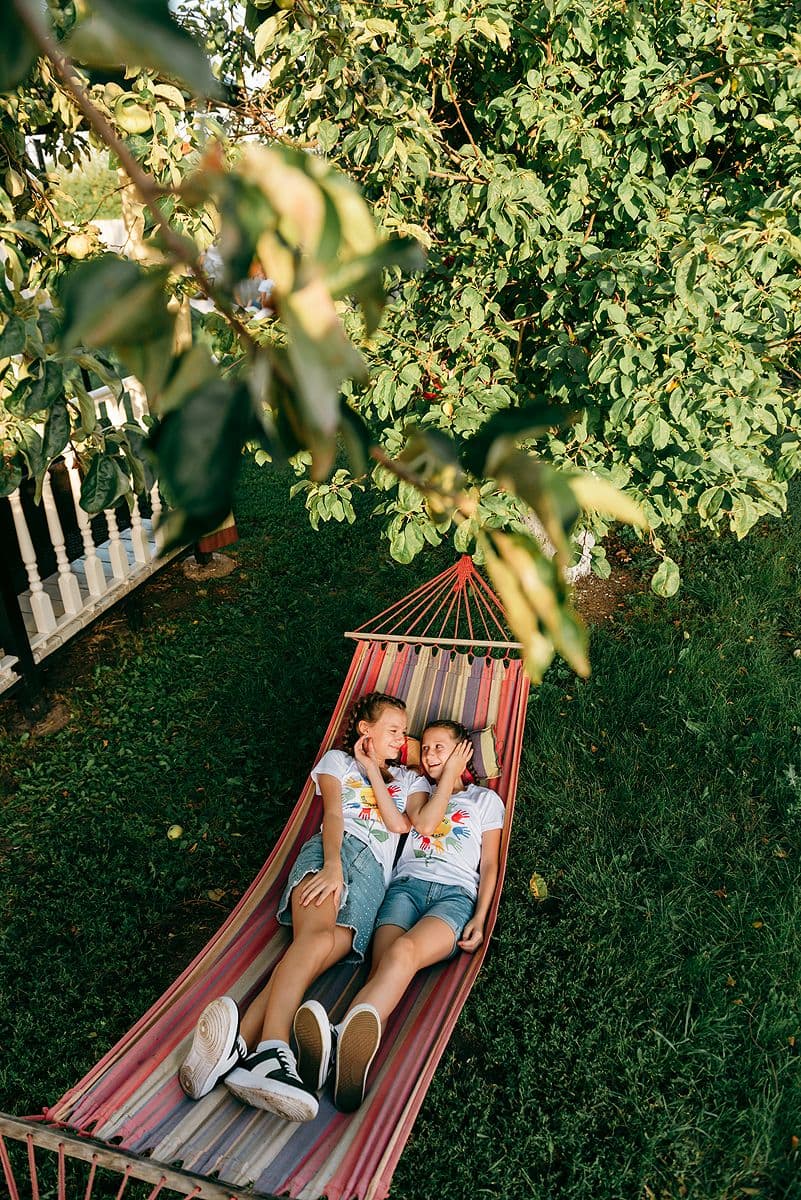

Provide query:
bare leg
left=257, top=886, right=353, bottom=1044
left=364, top=924, right=407, bottom=981
left=239, top=977, right=273, bottom=1049
left=347, top=917, right=456, bottom=1027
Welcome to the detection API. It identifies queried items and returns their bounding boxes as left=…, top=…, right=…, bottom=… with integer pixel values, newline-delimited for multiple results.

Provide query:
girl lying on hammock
left=179, top=691, right=429, bottom=1122
left=293, top=718, right=504, bottom=1112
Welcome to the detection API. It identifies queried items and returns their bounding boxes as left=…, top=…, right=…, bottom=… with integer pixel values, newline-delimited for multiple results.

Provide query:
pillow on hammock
left=401, top=736, right=421, bottom=767
left=470, top=724, right=502, bottom=783
left=400, top=728, right=501, bottom=782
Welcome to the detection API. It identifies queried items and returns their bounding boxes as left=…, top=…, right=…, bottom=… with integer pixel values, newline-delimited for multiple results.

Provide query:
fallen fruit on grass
left=167, top=824, right=183, bottom=839
left=529, top=872, right=548, bottom=901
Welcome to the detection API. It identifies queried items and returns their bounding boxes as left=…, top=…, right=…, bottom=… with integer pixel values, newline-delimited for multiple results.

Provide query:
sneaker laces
left=273, top=1044, right=299, bottom=1079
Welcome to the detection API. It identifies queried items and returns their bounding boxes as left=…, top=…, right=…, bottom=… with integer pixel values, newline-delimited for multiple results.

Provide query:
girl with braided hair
left=179, top=692, right=429, bottom=1122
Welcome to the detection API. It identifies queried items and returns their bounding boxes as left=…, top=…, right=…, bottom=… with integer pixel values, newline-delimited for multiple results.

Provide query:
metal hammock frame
left=1, top=557, right=529, bottom=1200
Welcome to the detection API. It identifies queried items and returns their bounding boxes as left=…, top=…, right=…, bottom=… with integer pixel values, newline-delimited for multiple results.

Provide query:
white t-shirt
left=393, top=783, right=505, bottom=898
left=311, top=749, right=430, bottom=884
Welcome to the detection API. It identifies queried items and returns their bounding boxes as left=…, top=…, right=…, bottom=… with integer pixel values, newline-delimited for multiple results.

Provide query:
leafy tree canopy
left=5, top=0, right=797, bottom=682
left=232, top=0, right=801, bottom=580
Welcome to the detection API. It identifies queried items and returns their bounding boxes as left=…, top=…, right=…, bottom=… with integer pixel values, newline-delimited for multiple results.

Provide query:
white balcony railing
left=0, top=378, right=181, bottom=697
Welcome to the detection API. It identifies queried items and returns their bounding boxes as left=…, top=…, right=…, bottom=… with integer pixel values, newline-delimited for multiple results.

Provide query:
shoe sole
left=293, top=1003, right=330, bottom=1091
left=225, top=1069, right=318, bottom=1122
left=179, top=997, right=240, bottom=1100
left=334, top=1009, right=381, bottom=1112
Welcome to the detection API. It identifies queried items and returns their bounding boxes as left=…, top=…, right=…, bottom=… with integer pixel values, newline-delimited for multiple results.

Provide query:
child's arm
left=406, top=739, right=472, bottom=835
left=297, top=774, right=345, bottom=908
left=355, top=737, right=411, bottom=833
left=458, top=827, right=502, bottom=952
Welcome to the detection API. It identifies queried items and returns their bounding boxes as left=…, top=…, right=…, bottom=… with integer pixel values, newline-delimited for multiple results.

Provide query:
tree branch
left=15, top=0, right=259, bottom=355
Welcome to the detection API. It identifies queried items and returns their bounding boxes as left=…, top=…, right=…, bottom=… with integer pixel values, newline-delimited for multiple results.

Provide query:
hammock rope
left=349, top=555, right=511, bottom=648
left=1, top=557, right=530, bottom=1200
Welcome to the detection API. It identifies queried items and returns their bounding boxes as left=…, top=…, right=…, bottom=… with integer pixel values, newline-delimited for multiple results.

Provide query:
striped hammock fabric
left=32, top=559, right=530, bottom=1200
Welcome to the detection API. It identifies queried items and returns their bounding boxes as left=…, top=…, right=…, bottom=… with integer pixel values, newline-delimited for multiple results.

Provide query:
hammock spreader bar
left=2, top=558, right=530, bottom=1200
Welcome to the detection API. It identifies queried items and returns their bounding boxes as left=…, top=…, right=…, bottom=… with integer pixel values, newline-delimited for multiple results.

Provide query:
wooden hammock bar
left=343, top=631, right=523, bottom=651
left=0, top=1114, right=262, bottom=1200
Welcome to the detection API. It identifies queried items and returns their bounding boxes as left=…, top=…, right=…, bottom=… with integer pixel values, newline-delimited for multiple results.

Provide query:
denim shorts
left=277, top=831, right=385, bottom=962
left=375, top=875, right=476, bottom=955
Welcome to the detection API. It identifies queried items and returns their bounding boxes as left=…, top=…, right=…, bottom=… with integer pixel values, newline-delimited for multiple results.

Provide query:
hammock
left=1, top=556, right=530, bottom=1200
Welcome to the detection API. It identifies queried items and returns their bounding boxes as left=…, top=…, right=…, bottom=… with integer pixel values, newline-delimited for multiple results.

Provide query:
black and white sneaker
left=225, top=1041, right=319, bottom=1122
left=293, top=1000, right=334, bottom=1091
left=179, top=996, right=247, bottom=1099
left=333, top=1004, right=382, bottom=1113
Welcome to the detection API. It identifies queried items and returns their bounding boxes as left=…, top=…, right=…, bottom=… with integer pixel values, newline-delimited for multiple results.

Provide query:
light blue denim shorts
left=375, top=875, right=476, bottom=955
left=277, top=831, right=385, bottom=962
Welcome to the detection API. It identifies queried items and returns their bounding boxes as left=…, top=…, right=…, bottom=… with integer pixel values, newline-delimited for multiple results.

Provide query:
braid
left=421, top=719, right=478, bottom=784
left=342, top=692, right=407, bottom=756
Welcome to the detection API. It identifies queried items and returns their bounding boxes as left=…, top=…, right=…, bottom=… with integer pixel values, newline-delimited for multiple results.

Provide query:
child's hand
left=457, top=917, right=484, bottom=953
left=444, top=738, right=473, bottom=778
left=299, top=863, right=344, bottom=909
left=354, top=735, right=379, bottom=771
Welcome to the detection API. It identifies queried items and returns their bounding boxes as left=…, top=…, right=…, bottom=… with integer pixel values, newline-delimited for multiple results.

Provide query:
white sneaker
left=225, top=1041, right=319, bottom=1122
left=334, top=1004, right=381, bottom=1112
left=293, top=1000, right=334, bottom=1091
left=179, top=996, right=246, bottom=1099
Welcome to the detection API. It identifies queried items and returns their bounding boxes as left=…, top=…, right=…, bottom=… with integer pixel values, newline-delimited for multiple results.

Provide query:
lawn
left=1, top=461, right=799, bottom=1200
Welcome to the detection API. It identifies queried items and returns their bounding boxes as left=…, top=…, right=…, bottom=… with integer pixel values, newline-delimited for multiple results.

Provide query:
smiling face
left=421, top=725, right=460, bottom=782
left=360, top=704, right=408, bottom=764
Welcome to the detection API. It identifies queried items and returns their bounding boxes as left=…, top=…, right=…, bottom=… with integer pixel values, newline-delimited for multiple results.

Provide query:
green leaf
left=60, top=255, right=173, bottom=352
left=156, top=344, right=219, bottom=416
left=0, top=0, right=39, bottom=92
left=42, top=402, right=71, bottom=462
left=0, top=450, right=23, bottom=496
left=697, top=486, right=725, bottom=521
left=215, top=174, right=276, bottom=289
left=590, top=544, right=611, bottom=579
left=118, top=331, right=175, bottom=400
left=492, top=453, right=580, bottom=564
left=568, top=473, right=648, bottom=528
left=462, top=402, right=578, bottom=477
left=280, top=277, right=366, bottom=479
left=80, top=452, right=130, bottom=514
left=66, top=0, right=221, bottom=98
left=339, top=400, right=373, bottom=475
left=150, top=377, right=252, bottom=544
left=730, top=493, right=760, bottom=540
left=325, top=236, right=425, bottom=334
left=121, top=426, right=155, bottom=494
left=16, top=423, right=44, bottom=479
left=651, top=417, right=671, bottom=451
left=651, top=557, right=680, bottom=598
left=5, top=362, right=63, bottom=416
left=0, top=314, right=25, bottom=357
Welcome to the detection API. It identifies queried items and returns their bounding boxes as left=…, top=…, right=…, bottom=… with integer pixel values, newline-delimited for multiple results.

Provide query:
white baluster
left=126, top=378, right=149, bottom=423
left=150, top=482, right=165, bottom=553
left=130, top=495, right=152, bottom=564
left=105, top=390, right=123, bottom=428
left=8, top=489, right=57, bottom=635
left=65, top=452, right=107, bottom=598
left=95, top=386, right=112, bottom=427
left=41, top=472, right=83, bottom=615
left=104, top=505, right=131, bottom=580
left=0, top=652, right=19, bottom=693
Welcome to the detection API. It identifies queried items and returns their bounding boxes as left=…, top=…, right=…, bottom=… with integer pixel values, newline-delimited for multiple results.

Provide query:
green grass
left=1, top=463, right=799, bottom=1200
